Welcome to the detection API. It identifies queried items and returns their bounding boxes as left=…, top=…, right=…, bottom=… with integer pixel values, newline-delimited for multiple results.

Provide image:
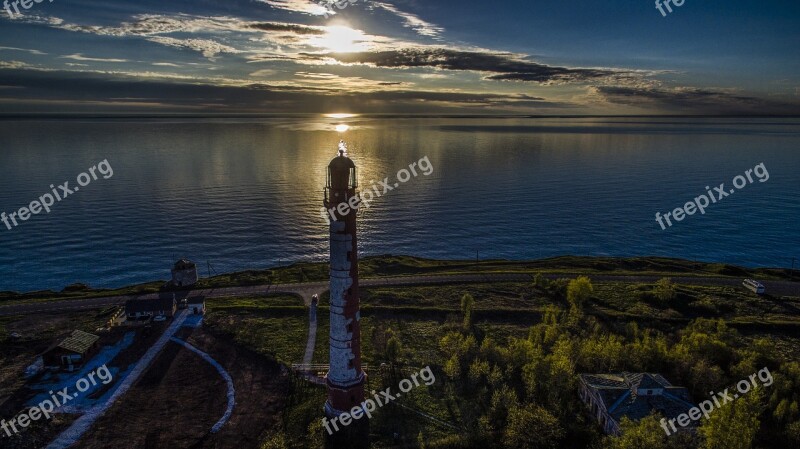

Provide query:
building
left=125, top=297, right=177, bottom=320
left=171, top=259, right=198, bottom=287
left=323, top=142, right=369, bottom=448
left=42, top=330, right=100, bottom=371
left=187, top=297, right=206, bottom=315
left=579, top=372, right=696, bottom=435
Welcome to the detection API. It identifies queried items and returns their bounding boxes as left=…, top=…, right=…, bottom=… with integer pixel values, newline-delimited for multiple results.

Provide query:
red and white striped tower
left=323, top=142, right=368, bottom=447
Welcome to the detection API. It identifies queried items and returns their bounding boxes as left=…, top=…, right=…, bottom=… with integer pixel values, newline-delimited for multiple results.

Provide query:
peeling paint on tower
left=323, top=141, right=369, bottom=448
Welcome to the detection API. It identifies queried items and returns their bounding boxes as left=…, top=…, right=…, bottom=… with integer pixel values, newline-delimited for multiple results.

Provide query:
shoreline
left=2, top=254, right=798, bottom=302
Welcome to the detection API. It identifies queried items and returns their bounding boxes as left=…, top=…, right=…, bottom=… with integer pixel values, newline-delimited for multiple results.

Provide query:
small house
left=43, top=330, right=100, bottom=371
left=187, top=297, right=206, bottom=315
left=125, top=298, right=177, bottom=320
left=579, top=372, right=695, bottom=435
left=171, top=259, right=198, bottom=287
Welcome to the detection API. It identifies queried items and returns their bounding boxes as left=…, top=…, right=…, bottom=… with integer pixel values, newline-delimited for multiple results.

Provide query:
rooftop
left=581, top=372, right=695, bottom=424
left=57, top=330, right=100, bottom=354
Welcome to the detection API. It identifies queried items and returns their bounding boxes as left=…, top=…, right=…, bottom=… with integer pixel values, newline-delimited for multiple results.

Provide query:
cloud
left=302, top=48, right=628, bottom=85
left=287, top=71, right=412, bottom=90
left=247, top=22, right=326, bottom=35
left=372, top=2, right=444, bottom=38
left=257, top=0, right=331, bottom=16
left=0, top=60, right=37, bottom=70
left=0, top=67, right=570, bottom=114
left=0, top=46, right=46, bottom=55
left=145, top=37, right=241, bottom=59
left=249, top=69, right=278, bottom=77
left=590, top=85, right=800, bottom=114
left=59, top=14, right=247, bottom=36
left=60, top=53, right=128, bottom=63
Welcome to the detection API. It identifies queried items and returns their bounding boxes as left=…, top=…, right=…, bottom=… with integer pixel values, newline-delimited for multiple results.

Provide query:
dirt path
left=170, top=337, right=235, bottom=434
left=302, top=302, right=318, bottom=367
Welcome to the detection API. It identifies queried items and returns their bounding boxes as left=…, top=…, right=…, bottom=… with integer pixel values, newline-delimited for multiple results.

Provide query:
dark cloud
left=0, top=69, right=570, bottom=114
left=247, top=22, right=325, bottom=35
left=304, top=48, right=625, bottom=84
left=593, top=86, right=800, bottom=114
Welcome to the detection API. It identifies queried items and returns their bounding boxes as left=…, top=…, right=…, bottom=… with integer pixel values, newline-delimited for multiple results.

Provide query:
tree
left=461, top=293, right=475, bottom=328
left=567, top=276, right=593, bottom=308
left=306, top=420, right=324, bottom=449
left=503, top=404, right=564, bottom=449
left=654, top=278, right=676, bottom=303
left=385, top=335, right=402, bottom=363
left=533, top=272, right=549, bottom=290
left=603, top=415, right=669, bottom=449
left=699, top=389, right=763, bottom=449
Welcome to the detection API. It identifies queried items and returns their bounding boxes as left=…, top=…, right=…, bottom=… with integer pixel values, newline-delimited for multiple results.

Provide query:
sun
left=309, top=25, right=367, bottom=53
left=335, top=124, right=350, bottom=133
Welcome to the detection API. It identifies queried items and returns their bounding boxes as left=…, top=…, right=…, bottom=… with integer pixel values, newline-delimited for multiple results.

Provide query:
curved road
left=2, top=273, right=799, bottom=316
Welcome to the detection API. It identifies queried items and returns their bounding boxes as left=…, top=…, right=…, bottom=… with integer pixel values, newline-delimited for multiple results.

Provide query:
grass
left=204, top=295, right=309, bottom=365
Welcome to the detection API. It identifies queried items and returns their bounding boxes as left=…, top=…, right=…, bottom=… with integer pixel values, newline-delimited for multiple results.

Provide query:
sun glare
left=310, top=25, right=367, bottom=53
left=326, top=113, right=356, bottom=119
left=335, top=124, right=350, bottom=132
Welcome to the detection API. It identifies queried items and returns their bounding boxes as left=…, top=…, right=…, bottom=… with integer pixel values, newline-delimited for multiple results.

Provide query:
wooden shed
left=42, top=330, right=100, bottom=371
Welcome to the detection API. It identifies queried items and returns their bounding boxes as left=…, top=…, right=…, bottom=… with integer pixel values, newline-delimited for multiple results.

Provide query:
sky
left=0, top=0, right=798, bottom=115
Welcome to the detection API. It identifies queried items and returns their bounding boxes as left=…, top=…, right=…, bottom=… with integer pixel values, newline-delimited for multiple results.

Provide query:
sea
left=0, top=116, right=798, bottom=292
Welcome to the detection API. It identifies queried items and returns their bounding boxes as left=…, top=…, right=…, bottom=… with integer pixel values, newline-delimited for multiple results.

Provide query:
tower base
left=323, top=405, right=370, bottom=449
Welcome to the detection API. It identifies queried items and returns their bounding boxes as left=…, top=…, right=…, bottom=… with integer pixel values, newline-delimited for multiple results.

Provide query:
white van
left=742, top=279, right=765, bottom=295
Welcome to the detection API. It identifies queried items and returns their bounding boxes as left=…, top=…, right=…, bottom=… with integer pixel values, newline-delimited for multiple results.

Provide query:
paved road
left=2, top=273, right=798, bottom=316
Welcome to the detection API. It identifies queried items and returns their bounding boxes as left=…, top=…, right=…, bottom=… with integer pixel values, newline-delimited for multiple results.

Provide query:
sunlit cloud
left=371, top=2, right=444, bottom=38
left=60, top=53, right=128, bottom=63
left=257, top=0, right=331, bottom=16
left=306, top=25, right=371, bottom=53
left=145, top=37, right=241, bottom=60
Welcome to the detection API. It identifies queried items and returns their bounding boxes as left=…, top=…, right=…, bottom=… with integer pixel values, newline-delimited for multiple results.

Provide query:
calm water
left=0, top=116, right=798, bottom=292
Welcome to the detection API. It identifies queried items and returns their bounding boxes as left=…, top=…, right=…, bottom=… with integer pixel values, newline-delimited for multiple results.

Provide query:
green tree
left=306, top=420, right=324, bottom=449
left=503, top=404, right=564, bottom=449
left=603, top=415, right=669, bottom=449
left=567, top=276, right=593, bottom=308
left=461, top=293, right=475, bottom=328
left=699, top=389, right=763, bottom=449
left=417, top=431, right=427, bottom=449
left=654, top=278, right=676, bottom=302
left=386, top=335, right=402, bottom=363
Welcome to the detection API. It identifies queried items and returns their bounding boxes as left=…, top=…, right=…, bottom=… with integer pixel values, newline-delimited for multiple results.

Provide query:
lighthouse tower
left=323, top=142, right=368, bottom=448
